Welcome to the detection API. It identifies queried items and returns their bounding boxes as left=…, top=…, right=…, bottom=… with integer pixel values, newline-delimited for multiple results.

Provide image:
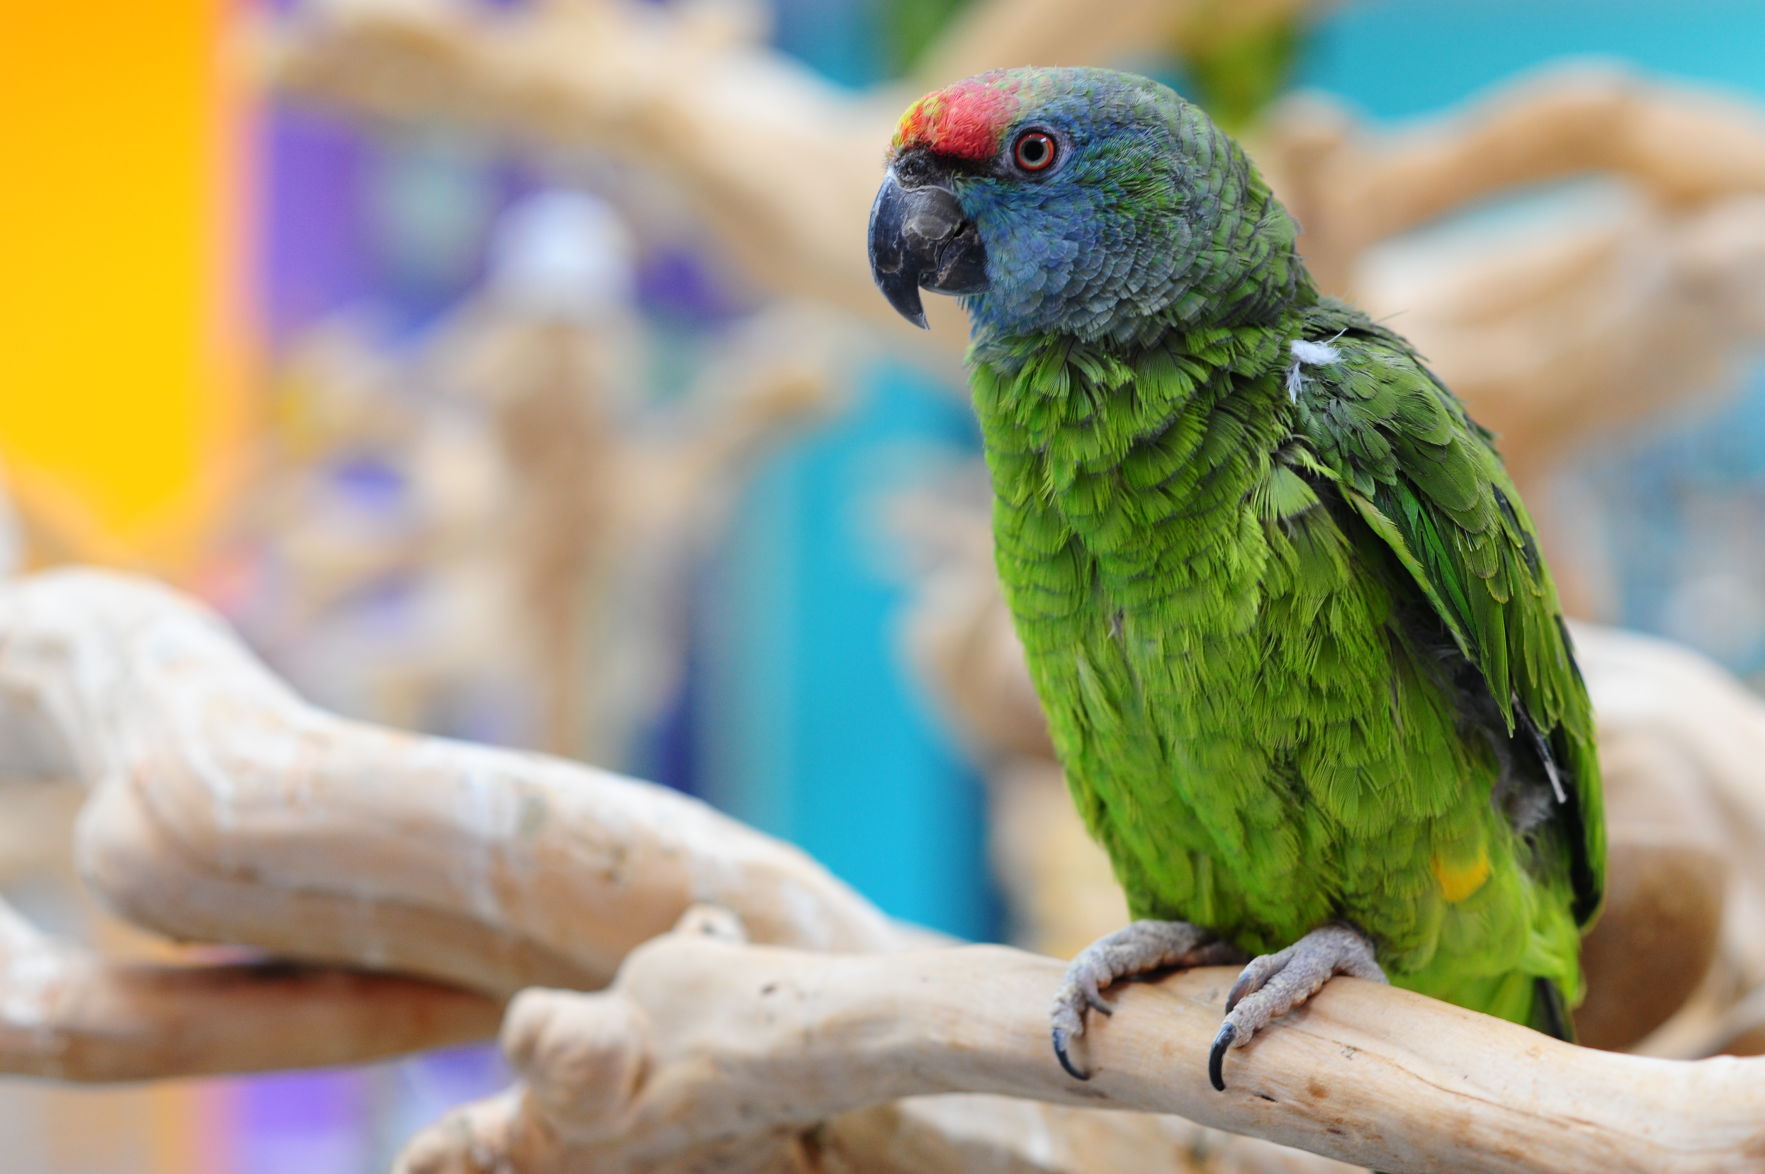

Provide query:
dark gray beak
left=867, top=168, right=988, bottom=329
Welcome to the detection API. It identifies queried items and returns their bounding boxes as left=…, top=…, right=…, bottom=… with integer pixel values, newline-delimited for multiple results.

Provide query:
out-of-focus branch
left=1577, top=626, right=1765, bottom=1056
left=260, top=0, right=1333, bottom=357
left=0, top=569, right=900, bottom=1002
left=1258, top=68, right=1765, bottom=489
left=5, top=569, right=1763, bottom=1170
left=257, top=0, right=962, bottom=348
left=395, top=908, right=1765, bottom=1174
left=1262, top=65, right=1765, bottom=281
left=0, top=568, right=1338, bottom=1171
left=0, top=899, right=499, bottom=1082
left=263, top=5, right=1765, bottom=514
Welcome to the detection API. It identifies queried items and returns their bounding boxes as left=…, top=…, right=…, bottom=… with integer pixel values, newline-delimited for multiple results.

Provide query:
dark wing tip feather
left=1533, top=976, right=1576, bottom=1042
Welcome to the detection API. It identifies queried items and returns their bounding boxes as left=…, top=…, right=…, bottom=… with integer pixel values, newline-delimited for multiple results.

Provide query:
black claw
left=1208, top=1023, right=1236, bottom=1092
left=1052, top=1029, right=1092, bottom=1082
left=1224, top=971, right=1256, bottom=1014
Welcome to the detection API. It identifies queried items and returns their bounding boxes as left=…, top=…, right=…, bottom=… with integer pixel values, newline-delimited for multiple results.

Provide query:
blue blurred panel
left=700, top=361, right=999, bottom=939
left=771, top=0, right=885, bottom=88
left=1303, top=0, right=1765, bottom=118
left=1582, top=375, right=1765, bottom=678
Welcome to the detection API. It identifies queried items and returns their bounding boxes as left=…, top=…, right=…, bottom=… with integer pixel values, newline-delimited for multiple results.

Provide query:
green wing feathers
left=973, top=302, right=1603, bottom=1039
left=1291, top=303, right=1605, bottom=936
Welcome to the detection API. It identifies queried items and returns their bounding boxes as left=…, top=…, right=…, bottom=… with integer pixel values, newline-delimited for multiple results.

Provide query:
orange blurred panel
left=0, top=0, right=250, bottom=569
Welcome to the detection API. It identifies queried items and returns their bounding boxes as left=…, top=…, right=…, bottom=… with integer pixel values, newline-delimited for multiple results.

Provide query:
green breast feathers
left=971, top=300, right=1600, bottom=1032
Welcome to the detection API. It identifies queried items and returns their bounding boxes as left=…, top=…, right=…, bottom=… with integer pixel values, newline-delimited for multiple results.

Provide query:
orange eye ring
left=1012, top=130, right=1057, bottom=172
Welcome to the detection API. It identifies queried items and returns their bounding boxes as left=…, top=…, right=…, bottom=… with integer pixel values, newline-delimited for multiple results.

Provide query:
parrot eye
left=1012, top=130, right=1058, bottom=173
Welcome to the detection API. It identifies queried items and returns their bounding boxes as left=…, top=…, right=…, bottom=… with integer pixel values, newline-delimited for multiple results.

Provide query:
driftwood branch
left=0, top=897, right=499, bottom=1082
left=395, top=908, right=1765, bottom=1174
left=1261, top=64, right=1765, bottom=276
left=249, top=289, right=846, bottom=764
left=257, top=0, right=1327, bottom=353
left=0, top=570, right=899, bottom=1000
left=5, top=569, right=1765, bottom=1171
left=257, top=0, right=949, bottom=345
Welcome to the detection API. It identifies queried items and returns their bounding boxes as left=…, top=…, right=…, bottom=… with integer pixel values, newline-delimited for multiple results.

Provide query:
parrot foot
left=1051, top=919, right=1241, bottom=1081
left=1209, top=923, right=1384, bottom=1092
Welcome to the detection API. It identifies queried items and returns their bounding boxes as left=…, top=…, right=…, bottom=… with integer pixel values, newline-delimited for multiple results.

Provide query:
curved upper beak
left=867, top=167, right=989, bottom=329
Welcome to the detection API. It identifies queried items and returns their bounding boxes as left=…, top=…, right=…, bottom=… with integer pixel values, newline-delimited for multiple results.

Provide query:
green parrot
left=867, top=67, right=1603, bottom=1091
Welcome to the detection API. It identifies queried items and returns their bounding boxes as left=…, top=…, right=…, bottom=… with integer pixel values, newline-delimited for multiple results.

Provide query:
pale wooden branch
left=1261, top=64, right=1765, bottom=279
left=398, top=912, right=1357, bottom=1174
left=244, top=293, right=842, bottom=765
left=395, top=908, right=1765, bottom=1174
left=6, top=569, right=1765, bottom=1170
left=0, top=567, right=1341, bottom=1171
left=0, top=568, right=899, bottom=1000
left=0, top=898, right=500, bottom=1081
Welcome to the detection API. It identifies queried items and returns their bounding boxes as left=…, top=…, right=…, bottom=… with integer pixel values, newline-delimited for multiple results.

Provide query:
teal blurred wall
left=1303, top=0, right=1765, bottom=117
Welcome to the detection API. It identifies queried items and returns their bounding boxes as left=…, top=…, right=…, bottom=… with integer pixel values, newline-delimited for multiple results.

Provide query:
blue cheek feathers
left=961, top=184, right=1104, bottom=337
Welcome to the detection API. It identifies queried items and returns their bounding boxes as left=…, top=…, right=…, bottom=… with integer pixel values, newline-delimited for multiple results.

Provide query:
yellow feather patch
left=1432, top=848, right=1492, bottom=903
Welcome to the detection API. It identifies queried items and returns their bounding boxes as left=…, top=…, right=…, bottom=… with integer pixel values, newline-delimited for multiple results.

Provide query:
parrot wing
left=1287, top=301, right=1604, bottom=928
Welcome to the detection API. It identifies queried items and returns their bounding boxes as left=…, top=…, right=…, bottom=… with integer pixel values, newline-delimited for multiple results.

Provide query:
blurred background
left=5, top=0, right=1765, bottom=1169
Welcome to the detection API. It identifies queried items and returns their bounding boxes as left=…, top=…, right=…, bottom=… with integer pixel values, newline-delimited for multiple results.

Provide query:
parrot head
left=868, top=67, right=1297, bottom=344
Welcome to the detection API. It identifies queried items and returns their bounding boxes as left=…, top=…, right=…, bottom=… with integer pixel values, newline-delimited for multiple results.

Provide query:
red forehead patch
left=892, top=76, right=1021, bottom=160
